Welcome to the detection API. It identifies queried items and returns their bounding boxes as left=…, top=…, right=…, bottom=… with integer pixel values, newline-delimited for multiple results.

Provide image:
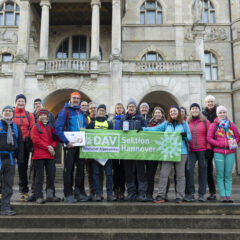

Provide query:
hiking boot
left=124, top=193, right=137, bottom=202
left=138, top=192, right=147, bottom=202
left=64, top=195, right=77, bottom=203
left=164, top=194, right=169, bottom=202
left=226, top=197, right=233, bottom=203
left=184, top=194, right=195, bottom=202
left=75, top=193, right=89, bottom=202
left=95, top=193, right=102, bottom=202
left=207, top=194, right=216, bottom=201
left=198, top=195, right=206, bottom=202
left=146, top=194, right=154, bottom=202
left=1, top=209, right=16, bottom=216
left=176, top=198, right=183, bottom=204
left=114, top=190, right=119, bottom=200
left=118, top=192, right=125, bottom=201
left=20, top=193, right=29, bottom=201
left=107, top=195, right=117, bottom=202
left=46, top=196, right=61, bottom=202
left=36, top=198, right=45, bottom=204
left=220, top=196, right=227, bottom=202
left=154, top=195, right=165, bottom=204
left=27, top=194, right=36, bottom=202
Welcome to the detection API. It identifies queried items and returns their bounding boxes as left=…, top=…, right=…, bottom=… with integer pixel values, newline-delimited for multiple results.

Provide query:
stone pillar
left=90, top=0, right=101, bottom=74
left=192, top=24, right=206, bottom=106
left=174, top=0, right=184, bottom=60
left=110, top=0, right=122, bottom=113
left=39, top=0, right=51, bottom=59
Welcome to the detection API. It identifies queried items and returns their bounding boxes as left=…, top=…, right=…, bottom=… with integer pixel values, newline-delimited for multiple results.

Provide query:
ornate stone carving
left=205, top=27, right=228, bottom=41
left=0, top=29, right=18, bottom=44
left=184, top=28, right=194, bottom=41
left=192, top=0, right=204, bottom=23
left=30, top=21, right=40, bottom=49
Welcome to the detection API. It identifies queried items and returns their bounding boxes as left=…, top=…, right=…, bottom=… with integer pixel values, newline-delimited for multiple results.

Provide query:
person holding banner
left=207, top=106, right=239, bottom=202
left=55, top=91, right=87, bottom=203
left=119, top=99, right=148, bottom=202
left=87, top=104, right=117, bottom=202
left=141, top=105, right=192, bottom=203
left=110, top=103, right=126, bottom=200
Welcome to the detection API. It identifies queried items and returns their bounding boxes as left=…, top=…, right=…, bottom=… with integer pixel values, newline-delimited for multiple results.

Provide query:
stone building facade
left=0, top=0, right=240, bottom=166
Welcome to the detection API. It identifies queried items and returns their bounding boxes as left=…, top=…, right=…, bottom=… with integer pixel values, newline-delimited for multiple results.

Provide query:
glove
left=181, top=132, right=187, bottom=138
left=137, top=127, right=143, bottom=133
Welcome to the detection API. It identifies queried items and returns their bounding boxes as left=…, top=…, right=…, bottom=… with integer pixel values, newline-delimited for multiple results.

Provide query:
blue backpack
left=0, top=121, right=18, bottom=170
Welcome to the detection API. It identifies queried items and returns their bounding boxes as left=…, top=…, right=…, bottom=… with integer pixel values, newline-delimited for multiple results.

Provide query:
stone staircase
left=0, top=202, right=240, bottom=239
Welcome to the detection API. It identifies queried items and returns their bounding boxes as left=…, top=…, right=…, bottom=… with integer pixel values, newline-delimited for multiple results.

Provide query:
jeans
left=186, top=151, right=207, bottom=196
left=92, top=159, right=113, bottom=196
left=214, top=153, right=235, bottom=197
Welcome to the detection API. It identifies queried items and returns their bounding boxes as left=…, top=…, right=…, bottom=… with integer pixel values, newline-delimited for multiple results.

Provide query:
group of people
left=0, top=91, right=239, bottom=216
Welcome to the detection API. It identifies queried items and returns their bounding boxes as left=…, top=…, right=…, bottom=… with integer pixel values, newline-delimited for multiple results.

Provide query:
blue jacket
left=110, top=114, right=125, bottom=130
left=143, top=120, right=192, bottom=154
left=55, top=102, right=86, bottom=144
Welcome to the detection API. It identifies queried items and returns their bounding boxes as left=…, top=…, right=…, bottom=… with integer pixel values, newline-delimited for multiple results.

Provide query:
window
left=141, top=51, right=163, bottom=61
left=203, top=0, right=215, bottom=24
left=0, top=1, right=20, bottom=26
left=205, top=51, right=218, bottom=80
left=140, top=1, right=162, bottom=24
left=2, top=53, right=13, bottom=62
left=56, top=35, right=102, bottom=60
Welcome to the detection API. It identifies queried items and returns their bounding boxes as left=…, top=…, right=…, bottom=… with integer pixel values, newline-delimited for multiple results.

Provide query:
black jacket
left=119, top=111, right=147, bottom=130
left=202, top=106, right=217, bottom=124
left=0, top=120, right=24, bottom=163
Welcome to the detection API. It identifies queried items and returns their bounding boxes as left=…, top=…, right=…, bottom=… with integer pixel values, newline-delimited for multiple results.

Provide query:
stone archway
left=139, top=90, right=179, bottom=116
left=44, top=88, right=92, bottom=117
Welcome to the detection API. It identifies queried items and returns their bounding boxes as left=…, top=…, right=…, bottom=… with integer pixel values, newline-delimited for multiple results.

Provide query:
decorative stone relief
left=184, top=28, right=194, bottom=41
left=205, top=27, right=228, bottom=41
left=30, top=21, right=40, bottom=49
left=0, top=29, right=18, bottom=44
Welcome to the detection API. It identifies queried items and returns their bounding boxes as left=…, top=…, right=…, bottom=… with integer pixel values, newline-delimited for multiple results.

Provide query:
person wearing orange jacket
left=30, top=108, right=59, bottom=204
left=13, top=94, right=35, bottom=201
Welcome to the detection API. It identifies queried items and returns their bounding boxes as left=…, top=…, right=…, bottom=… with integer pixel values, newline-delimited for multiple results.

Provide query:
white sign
left=64, top=131, right=86, bottom=146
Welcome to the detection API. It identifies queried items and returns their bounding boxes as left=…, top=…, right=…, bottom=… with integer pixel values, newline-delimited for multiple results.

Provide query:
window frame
left=141, top=51, right=163, bottom=61
left=0, top=1, right=20, bottom=26
left=1, top=52, right=13, bottom=62
left=205, top=51, right=218, bottom=80
left=203, top=0, right=215, bottom=24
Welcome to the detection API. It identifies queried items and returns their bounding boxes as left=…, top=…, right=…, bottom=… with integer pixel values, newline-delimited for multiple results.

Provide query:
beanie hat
left=70, top=91, right=81, bottom=99
left=36, top=108, right=49, bottom=119
left=216, top=105, right=228, bottom=115
left=140, top=102, right=149, bottom=110
left=97, top=104, right=106, bottom=111
left=170, top=105, right=181, bottom=112
left=127, top=98, right=137, bottom=108
left=15, top=94, right=26, bottom=103
left=190, top=103, right=201, bottom=111
left=2, top=105, right=14, bottom=113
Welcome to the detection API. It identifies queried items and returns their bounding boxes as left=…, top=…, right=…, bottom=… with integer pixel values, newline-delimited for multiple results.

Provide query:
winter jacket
left=110, top=114, right=125, bottom=130
left=202, top=107, right=217, bottom=123
left=188, top=119, right=211, bottom=151
left=142, top=114, right=151, bottom=124
left=87, top=116, right=113, bottom=130
left=0, top=119, right=24, bottom=163
left=33, top=110, right=55, bottom=128
left=13, top=107, right=35, bottom=141
left=142, top=120, right=192, bottom=154
left=207, top=118, right=240, bottom=155
left=119, top=111, right=147, bottom=130
left=55, top=102, right=86, bottom=144
left=148, top=117, right=165, bottom=127
left=31, top=121, right=58, bottom=160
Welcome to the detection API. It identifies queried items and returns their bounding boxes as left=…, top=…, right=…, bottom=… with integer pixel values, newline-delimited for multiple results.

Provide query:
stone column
left=110, top=0, right=122, bottom=113
left=39, top=0, right=51, bottom=59
left=90, top=0, right=101, bottom=74
left=192, top=24, right=206, bottom=106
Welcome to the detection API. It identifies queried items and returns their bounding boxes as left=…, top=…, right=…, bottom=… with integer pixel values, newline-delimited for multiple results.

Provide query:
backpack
left=13, top=110, right=31, bottom=125
left=0, top=121, right=18, bottom=169
left=55, top=108, right=70, bottom=131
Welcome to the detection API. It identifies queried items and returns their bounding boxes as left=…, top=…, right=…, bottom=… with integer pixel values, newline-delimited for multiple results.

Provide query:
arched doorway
left=44, top=88, right=92, bottom=117
left=139, top=91, right=180, bottom=116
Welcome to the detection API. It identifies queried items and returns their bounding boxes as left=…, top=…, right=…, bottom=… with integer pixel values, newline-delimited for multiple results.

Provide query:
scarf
left=216, top=119, right=235, bottom=140
left=2, top=119, right=14, bottom=145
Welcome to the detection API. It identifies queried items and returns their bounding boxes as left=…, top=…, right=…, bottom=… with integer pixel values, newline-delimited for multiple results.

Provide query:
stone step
left=0, top=214, right=240, bottom=229
left=0, top=228, right=240, bottom=240
left=10, top=203, right=240, bottom=215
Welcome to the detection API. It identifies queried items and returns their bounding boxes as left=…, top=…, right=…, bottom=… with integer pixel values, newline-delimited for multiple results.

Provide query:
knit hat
left=216, top=105, right=228, bottom=115
left=140, top=102, right=149, bottom=110
left=97, top=104, right=106, bottom=111
left=170, top=105, right=181, bottom=112
left=36, top=108, right=49, bottom=118
left=70, top=91, right=81, bottom=99
left=2, top=105, right=14, bottom=113
left=15, top=94, right=26, bottom=103
left=190, top=103, right=201, bottom=111
left=127, top=98, right=137, bottom=108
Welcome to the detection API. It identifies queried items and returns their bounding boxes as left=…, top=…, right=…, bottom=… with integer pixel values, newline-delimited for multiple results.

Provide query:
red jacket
left=188, top=119, right=211, bottom=151
left=30, top=121, right=58, bottom=160
left=207, top=118, right=240, bottom=155
left=13, top=107, right=35, bottom=141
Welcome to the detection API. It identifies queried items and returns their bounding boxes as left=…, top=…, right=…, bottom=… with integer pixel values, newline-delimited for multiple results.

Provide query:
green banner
left=79, top=129, right=182, bottom=162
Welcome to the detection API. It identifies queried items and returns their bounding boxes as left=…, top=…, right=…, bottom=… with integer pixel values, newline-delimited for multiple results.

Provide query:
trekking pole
left=29, top=152, right=33, bottom=180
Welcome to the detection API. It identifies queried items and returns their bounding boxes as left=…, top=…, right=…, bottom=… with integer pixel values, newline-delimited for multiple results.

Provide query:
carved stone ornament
left=0, top=29, right=18, bottom=44
left=205, top=27, right=228, bottom=41
left=192, top=0, right=204, bottom=23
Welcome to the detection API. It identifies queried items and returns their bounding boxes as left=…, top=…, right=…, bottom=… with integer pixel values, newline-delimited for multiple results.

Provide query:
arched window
left=203, top=0, right=215, bottom=24
left=0, top=1, right=20, bottom=26
left=56, top=35, right=102, bottom=60
left=2, top=53, right=13, bottom=62
left=140, top=1, right=162, bottom=24
left=141, top=51, right=163, bottom=61
left=205, top=51, right=218, bottom=80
